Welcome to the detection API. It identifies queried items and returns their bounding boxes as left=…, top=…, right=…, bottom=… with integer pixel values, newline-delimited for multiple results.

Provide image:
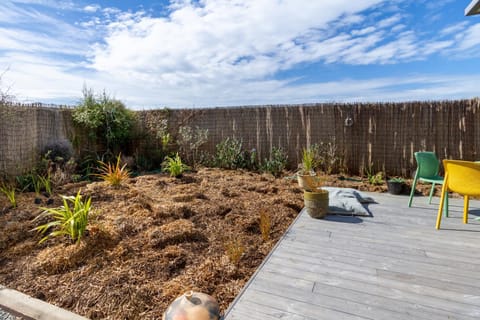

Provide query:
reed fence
left=1, top=99, right=479, bottom=177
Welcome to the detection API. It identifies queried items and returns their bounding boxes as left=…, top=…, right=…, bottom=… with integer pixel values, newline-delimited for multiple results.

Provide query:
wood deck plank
left=223, top=193, right=480, bottom=320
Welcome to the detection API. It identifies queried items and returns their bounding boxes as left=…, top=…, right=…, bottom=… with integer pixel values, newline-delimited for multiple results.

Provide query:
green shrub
left=72, top=87, right=135, bottom=154
left=162, top=153, right=190, bottom=177
left=215, top=137, right=246, bottom=169
left=260, top=147, right=287, bottom=177
left=33, top=191, right=91, bottom=244
left=177, top=126, right=208, bottom=166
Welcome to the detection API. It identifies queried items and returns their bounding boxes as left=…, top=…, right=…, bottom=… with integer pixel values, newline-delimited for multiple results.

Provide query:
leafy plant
left=33, top=191, right=91, bottom=244
left=96, top=154, right=130, bottom=187
left=0, top=183, right=16, bottom=208
left=260, top=147, right=287, bottom=177
left=32, top=174, right=43, bottom=196
left=259, top=209, right=271, bottom=242
left=15, top=173, right=34, bottom=192
left=177, top=126, right=209, bottom=166
left=364, top=163, right=384, bottom=185
left=38, top=174, right=53, bottom=196
left=299, top=147, right=316, bottom=175
left=162, top=153, right=190, bottom=178
left=225, top=238, right=245, bottom=266
left=388, top=177, right=405, bottom=183
left=72, top=87, right=135, bottom=154
left=215, top=137, right=246, bottom=169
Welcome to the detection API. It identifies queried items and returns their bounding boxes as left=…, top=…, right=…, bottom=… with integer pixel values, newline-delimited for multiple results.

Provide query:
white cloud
left=84, top=4, right=101, bottom=13
left=1, top=0, right=479, bottom=108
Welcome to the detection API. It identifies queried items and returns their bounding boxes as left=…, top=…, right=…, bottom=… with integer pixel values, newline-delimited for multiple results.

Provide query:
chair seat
left=419, top=176, right=444, bottom=184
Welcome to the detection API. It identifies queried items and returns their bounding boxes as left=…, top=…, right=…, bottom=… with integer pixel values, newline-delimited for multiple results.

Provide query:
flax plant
left=38, top=174, right=53, bottom=196
left=33, top=191, right=92, bottom=244
left=0, top=183, right=16, bottom=208
left=96, top=153, right=130, bottom=187
left=162, top=153, right=190, bottom=178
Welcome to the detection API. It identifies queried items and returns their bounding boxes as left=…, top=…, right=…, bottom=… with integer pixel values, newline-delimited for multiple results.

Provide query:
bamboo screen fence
left=0, top=104, right=73, bottom=176
left=1, top=99, right=479, bottom=177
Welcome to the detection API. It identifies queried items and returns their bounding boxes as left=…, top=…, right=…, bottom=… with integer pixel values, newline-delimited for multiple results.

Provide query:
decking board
left=223, top=193, right=480, bottom=320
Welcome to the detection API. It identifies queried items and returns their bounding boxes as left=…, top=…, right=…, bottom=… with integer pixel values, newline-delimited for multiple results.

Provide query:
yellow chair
left=436, top=160, right=480, bottom=229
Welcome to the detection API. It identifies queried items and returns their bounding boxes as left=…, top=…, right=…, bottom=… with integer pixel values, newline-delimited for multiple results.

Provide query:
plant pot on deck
left=297, top=174, right=321, bottom=191
left=387, top=180, right=404, bottom=195
left=304, top=189, right=329, bottom=219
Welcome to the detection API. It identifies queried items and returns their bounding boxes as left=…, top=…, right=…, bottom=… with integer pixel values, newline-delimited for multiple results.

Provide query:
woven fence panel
left=1, top=99, right=479, bottom=177
left=0, top=105, right=73, bottom=176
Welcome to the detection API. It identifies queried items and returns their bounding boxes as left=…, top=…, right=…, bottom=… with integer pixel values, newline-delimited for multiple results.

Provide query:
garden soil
left=0, top=168, right=434, bottom=319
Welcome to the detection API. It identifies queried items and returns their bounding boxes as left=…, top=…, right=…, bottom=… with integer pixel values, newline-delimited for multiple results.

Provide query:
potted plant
left=296, top=147, right=320, bottom=191
left=387, top=177, right=404, bottom=195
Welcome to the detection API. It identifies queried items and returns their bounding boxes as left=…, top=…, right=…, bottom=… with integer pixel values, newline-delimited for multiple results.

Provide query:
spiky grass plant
left=33, top=191, right=92, bottom=244
left=96, top=153, right=130, bottom=187
left=162, top=153, right=190, bottom=178
left=38, top=173, right=53, bottom=196
left=0, top=183, right=16, bottom=208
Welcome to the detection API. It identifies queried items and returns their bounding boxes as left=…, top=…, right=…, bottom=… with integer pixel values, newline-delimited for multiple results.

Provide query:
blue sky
left=0, top=0, right=479, bottom=109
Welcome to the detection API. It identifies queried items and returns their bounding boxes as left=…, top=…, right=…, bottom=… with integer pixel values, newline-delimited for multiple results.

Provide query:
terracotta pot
left=163, top=291, right=220, bottom=320
left=304, top=189, right=329, bottom=219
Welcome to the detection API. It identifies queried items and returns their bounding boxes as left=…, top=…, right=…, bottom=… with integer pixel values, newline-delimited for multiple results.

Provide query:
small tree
left=72, top=87, right=135, bottom=156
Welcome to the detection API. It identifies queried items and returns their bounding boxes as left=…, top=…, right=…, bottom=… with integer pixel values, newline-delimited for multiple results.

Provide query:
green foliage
left=365, top=166, right=384, bottom=185
left=96, top=154, right=130, bottom=187
left=260, top=147, right=287, bottom=177
left=177, top=126, right=208, bottom=166
left=215, top=137, right=245, bottom=169
left=388, top=177, right=405, bottom=183
left=15, top=173, right=35, bottom=192
left=0, top=183, right=16, bottom=208
left=38, top=174, right=53, bottom=196
left=162, top=153, right=190, bottom=177
left=314, top=139, right=343, bottom=174
left=300, top=147, right=316, bottom=174
left=33, top=191, right=91, bottom=244
left=72, top=87, right=135, bottom=154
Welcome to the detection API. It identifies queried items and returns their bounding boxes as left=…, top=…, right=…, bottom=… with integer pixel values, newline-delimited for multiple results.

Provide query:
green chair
left=408, top=151, right=448, bottom=216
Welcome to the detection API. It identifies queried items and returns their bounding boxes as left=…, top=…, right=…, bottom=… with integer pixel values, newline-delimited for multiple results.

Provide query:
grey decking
left=223, top=193, right=480, bottom=320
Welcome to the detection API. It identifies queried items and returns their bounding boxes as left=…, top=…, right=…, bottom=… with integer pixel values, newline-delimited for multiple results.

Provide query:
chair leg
left=436, top=182, right=448, bottom=229
left=408, top=174, right=419, bottom=207
left=444, top=193, right=449, bottom=218
left=463, top=195, right=469, bottom=224
left=428, top=183, right=435, bottom=204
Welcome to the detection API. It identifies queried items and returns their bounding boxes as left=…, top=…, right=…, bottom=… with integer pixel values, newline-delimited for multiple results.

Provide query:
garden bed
left=0, top=168, right=431, bottom=319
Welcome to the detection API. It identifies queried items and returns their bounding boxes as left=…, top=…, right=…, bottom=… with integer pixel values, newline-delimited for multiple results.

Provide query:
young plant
left=38, top=174, right=53, bottom=196
left=96, top=153, right=130, bottom=187
left=299, top=147, right=316, bottom=175
left=33, top=191, right=92, bottom=244
left=162, top=153, right=190, bottom=178
left=259, top=209, right=272, bottom=242
left=260, top=147, right=288, bottom=177
left=388, top=177, right=405, bottom=183
left=0, top=183, right=16, bottom=208
left=32, top=175, right=43, bottom=196
left=225, top=238, right=245, bottom=266
left=215, top=137, right=246, bottom=169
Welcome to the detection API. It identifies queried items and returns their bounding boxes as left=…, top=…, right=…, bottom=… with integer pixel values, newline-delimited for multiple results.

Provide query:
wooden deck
left=223, top=193, right=480, bottom=320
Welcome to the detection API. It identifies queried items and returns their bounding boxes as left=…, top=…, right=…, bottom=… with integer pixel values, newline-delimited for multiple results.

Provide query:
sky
left=0, top=0, right=479, bottom=109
